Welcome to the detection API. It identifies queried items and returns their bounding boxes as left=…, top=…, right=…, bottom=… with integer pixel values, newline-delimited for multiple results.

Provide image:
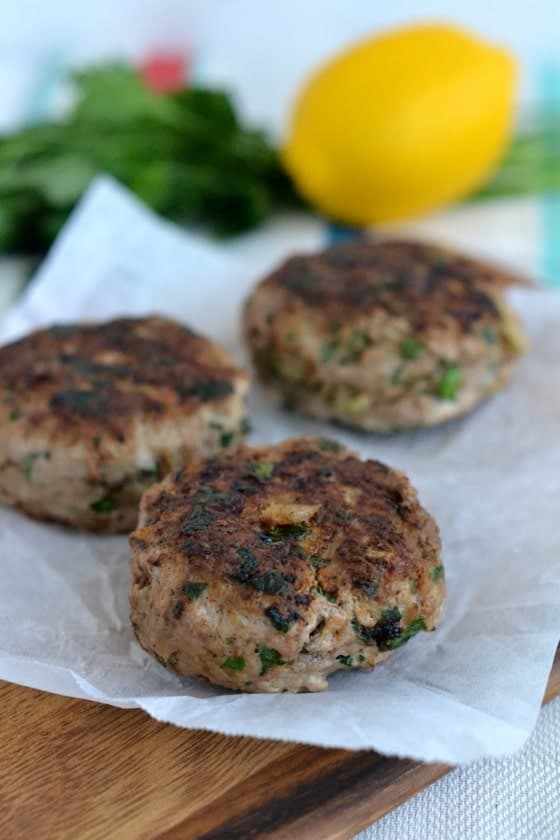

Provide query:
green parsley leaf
left=231, top=548, right=258, bottom=583
left=339, top=328, right=372, bottom=364
left=352, top=607, right=402, bottom=649
left=399, top=336, right=423, bottom=360
left=310, top=555, right=329, bottom=570
left=209, top=421, right=235, bottom=448
left=223, top=656, right=245, bottom=671
left=181, top=508, right=213, bottom=534
left=437, top=362, right=461, bottom=400
left=182, top=582, right=208, bottom=601
left=382, top=606, right=402, bottom=623
left=250, top=571, right=288, bottom=595
left=320, top=340, right=338, bottom=363
left=259, top=647, right=286, bottom=675
left=336, top=654, right=354, bottom=667
left=251, top=461, right=274, bottom=480
left=0, top=65, right=304, bottom=255
left=90, top=494, right=116, bottom=514
left=231, top=549, right=291, bottom=594
left=385, top=617, right=427, bottom=649
left=187, top=379, right=234, bottom=402
left=21, top=452, right=47, bottom=481
left=431, top=564, right=444, bottom=582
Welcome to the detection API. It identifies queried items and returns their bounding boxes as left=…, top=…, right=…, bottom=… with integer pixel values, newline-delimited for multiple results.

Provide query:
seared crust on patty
left=130, top=437, right=444, bottom=692
left=0, top=317, right=244, bottom=435
left=244, top=239, right=528, bottom=431
left=275, top=239, right=517, bottom=331
left=0, top=317, right=249, bottom=532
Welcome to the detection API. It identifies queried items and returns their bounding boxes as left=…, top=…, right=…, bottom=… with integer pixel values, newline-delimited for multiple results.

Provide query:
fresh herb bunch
left=472, top=113, right=560, bottom=201
left=0, top=64, right=302, bottom=254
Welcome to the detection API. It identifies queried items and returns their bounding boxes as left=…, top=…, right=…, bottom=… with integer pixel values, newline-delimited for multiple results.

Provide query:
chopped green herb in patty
left=436, top=362, right=461, bottom=400
left=399, top=336, right=423, bottom=360
left=90, top=494, right=116, bottom=514
left=223, top=656, right=245, bottom=671
left=182, top=582, right=208, bottom=601
left=259, top=647, right=286, bottom=675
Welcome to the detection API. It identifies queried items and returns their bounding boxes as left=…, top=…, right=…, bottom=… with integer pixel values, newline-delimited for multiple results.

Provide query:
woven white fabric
left=357, top=697, right=560, bottom=840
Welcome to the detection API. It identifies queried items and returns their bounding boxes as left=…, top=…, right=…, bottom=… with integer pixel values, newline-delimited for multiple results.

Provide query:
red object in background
left=140, top=52, right=189, bottom=92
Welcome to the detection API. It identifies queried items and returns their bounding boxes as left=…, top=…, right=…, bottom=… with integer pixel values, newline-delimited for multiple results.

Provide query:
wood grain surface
left=1, top=647, right=559, bottom=840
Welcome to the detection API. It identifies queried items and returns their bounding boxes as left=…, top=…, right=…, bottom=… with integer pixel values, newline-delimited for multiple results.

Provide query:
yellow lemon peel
left=283, top=23, right=517, bottom=224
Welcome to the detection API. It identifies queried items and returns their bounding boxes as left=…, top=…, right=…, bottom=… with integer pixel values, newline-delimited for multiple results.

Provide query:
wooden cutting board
left=1, top=648, right=559, bottom=840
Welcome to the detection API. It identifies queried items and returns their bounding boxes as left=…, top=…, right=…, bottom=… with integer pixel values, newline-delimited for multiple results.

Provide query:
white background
left=1, top=0, right=559, bottom=132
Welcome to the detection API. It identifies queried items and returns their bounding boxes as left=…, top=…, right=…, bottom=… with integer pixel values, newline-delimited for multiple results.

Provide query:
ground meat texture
left=129, top=437, right=445, bottom=693
left=0, top=317, right=249, bottom=532
left=243, top=239, right=528, bottom=432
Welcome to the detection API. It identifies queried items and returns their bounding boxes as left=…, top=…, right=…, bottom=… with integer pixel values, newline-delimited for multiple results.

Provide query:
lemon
left=283, top=23, right=517, bottom=224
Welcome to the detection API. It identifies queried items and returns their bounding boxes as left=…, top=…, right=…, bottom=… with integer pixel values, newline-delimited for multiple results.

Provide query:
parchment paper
left=1, top=176, right=559, bottom=763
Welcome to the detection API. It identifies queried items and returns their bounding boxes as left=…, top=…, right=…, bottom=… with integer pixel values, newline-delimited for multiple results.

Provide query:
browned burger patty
left=0, top=316, right=249, bottom=532
left=130, top=437, right=444, bottom=693
left=244, top=239, right=528, bottom=431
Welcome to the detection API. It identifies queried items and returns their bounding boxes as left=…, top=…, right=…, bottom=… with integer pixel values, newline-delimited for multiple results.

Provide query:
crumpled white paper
left=1, top=176, right=560, bottom=764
